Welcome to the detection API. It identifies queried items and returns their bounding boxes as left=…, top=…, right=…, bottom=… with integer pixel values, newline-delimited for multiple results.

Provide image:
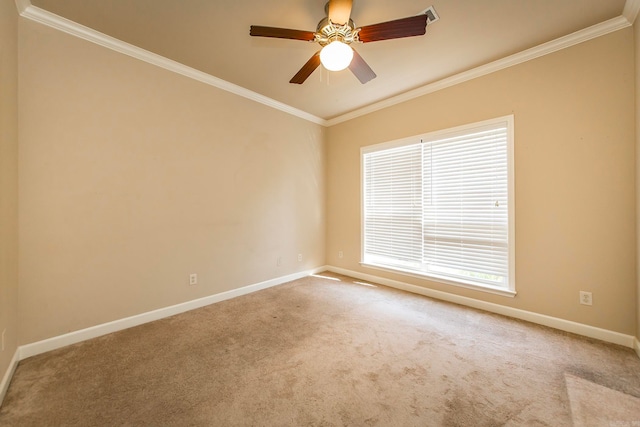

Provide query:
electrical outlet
left=579, top=291, right=592, bottom=306
left=276, top=257, right=282, bottom=266
left=189, top=273, right=198, bottom=286
left=338, top=251, right=344, bottom=259
left=298, top=253, right=302, bottom=262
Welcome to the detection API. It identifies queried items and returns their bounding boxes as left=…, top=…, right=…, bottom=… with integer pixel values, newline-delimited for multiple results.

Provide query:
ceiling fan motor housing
left=315, top=17, right=360, bottom=46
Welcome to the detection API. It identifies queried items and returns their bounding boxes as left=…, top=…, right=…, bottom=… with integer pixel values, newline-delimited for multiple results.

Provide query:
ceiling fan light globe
left=320, top=41, right=353, bottom=71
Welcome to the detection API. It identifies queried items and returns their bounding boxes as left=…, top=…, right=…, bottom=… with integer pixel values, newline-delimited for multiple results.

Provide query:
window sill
left=360, top=262, right=517, bottom=298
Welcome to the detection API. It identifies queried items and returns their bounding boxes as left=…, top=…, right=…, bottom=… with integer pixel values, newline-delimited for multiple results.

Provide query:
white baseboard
left=326, top=266, right=637, bottom=349
left=0, top=349, right=20, bottom=407
left=7, top=263, right=638, bottom=397
left=19, top=267, right=327, bottom=360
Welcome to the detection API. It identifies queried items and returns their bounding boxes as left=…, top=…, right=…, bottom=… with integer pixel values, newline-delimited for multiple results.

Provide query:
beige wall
left=18, top=19, right=326, bottom=344
left=0, top=0, right=19, bottom=381
left=635, top=20, right=640, bottom=344
left=327, top=29, right=636, bottom=335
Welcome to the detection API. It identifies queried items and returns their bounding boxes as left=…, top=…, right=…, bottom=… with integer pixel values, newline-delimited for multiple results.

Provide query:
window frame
left=360, top=115, right=516, bottom=297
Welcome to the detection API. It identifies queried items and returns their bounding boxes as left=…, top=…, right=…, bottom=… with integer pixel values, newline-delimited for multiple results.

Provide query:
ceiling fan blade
left=328, top=0, right=353, bottom=25
left=250, top=26, right=316, bottom=41
left=290, top=51, right=322, bottom=84
left=349, top=50, right=376, bottom=84
left=358, top=14, right=428, bottom=43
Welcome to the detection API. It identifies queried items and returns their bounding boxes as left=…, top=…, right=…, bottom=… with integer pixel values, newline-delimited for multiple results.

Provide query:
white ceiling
left=26, top=0, right=632, bottom=121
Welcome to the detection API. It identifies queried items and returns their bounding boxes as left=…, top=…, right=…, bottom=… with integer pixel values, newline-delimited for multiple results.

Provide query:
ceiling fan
left=250, top=0, right=433, bottom=84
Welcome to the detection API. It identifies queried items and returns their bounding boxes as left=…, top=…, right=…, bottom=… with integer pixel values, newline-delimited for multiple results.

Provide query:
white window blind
left=363, top=143, right=423, bottom=269
left=362, top=117, right=514, bottom=293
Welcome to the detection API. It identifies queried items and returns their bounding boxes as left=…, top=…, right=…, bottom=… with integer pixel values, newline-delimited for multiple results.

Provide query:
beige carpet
left=1, top=272, right=639, bottom=426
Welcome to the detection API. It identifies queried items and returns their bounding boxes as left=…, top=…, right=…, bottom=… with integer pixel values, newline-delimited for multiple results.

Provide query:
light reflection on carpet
left=566, top=373, right=640, bottom=427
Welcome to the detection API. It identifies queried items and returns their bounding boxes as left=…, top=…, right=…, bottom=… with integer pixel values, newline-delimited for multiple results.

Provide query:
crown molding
left=16, top=0, right=633, bottom=128
left=16, top=1, right=328, bottom=126
left=326, top=15, right=631, bottom=126
left=14, top=0, right=29, bottom=14
left=623, top=0, right=640, bottom=24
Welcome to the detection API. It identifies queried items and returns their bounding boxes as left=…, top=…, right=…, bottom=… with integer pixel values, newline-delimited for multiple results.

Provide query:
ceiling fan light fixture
left=250, top=0, right=431, bottom=84
left=320, top=40, right=353, bottom=71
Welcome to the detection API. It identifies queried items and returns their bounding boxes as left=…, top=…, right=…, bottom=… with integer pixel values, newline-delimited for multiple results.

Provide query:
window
left=362, top=116, right=515, bottom=296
